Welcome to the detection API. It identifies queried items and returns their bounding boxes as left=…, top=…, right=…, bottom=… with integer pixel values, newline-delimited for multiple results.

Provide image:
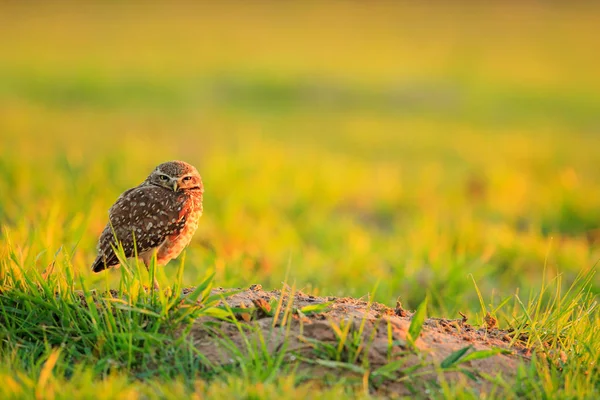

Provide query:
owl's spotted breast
left=156, top=206, right=203, bottom=264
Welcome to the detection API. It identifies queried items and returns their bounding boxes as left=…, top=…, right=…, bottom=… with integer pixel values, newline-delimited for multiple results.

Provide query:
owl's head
left=147, top=161, right=203, bottom=193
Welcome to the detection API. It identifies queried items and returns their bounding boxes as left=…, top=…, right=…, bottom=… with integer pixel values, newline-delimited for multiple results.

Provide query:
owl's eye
left=159, top=174, right=169, bottom=181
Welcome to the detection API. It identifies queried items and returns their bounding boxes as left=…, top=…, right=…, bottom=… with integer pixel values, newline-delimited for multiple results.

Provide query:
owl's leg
left=145, top=265, right=160, bottom=291
left=151, top=277, right=160, bottom=291
left=146, top=265, right=160, bottom=291
left=140, top=252, right=160, bottom=291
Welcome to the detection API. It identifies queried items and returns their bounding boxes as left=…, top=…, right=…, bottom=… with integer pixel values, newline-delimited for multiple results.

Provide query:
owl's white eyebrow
left=155, top=168, right=170, bottom=177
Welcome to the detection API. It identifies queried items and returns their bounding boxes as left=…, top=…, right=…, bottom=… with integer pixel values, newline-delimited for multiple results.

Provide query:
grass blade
left=441, top=345, right=472, bottom=369
left=459, top=348, right=511, bottom=364
left=407, top=296, right=428, bottom=346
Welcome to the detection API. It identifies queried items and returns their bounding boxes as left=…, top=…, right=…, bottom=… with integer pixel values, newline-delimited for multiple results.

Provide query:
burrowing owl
left=91, top=160, right=204, bottom=278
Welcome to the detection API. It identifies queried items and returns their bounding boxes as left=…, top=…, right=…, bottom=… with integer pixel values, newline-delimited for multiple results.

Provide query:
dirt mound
left=186, top=285, right=530, bottom=396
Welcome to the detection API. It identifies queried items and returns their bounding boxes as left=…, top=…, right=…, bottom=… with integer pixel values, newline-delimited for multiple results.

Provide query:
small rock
left=484, top=312, right=498, bottom=330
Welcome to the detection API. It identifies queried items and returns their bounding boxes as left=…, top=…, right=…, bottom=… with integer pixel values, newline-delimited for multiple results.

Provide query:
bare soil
left=185, top=285, right=531, bottom=397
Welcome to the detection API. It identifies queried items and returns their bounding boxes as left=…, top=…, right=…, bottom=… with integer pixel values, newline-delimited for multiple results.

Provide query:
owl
left=91, top=161, right=204, bottom=282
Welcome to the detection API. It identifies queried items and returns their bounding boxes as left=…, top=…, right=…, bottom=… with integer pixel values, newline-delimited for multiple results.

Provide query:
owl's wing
left=92, top=185, right=186, bottom=272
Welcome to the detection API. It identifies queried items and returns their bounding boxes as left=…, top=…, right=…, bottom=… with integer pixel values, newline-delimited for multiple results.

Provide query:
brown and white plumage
left=91, top=160, right=203, bottom=274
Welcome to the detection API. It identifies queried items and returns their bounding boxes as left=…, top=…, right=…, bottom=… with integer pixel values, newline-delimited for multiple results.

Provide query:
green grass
left=0, top=1, right=599, bottom=398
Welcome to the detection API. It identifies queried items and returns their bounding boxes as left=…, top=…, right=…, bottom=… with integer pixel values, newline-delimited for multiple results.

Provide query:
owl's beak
left=172, top=181, right=178, bottom=192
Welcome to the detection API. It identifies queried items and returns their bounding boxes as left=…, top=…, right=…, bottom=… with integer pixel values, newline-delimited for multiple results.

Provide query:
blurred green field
left=1, top=2, right=599, bottom=398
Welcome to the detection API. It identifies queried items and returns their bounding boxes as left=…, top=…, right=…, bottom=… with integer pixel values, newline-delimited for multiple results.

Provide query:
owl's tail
left=91, top=256, right=107, bottom=272
left=91, top=253, right=120, bottom=272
